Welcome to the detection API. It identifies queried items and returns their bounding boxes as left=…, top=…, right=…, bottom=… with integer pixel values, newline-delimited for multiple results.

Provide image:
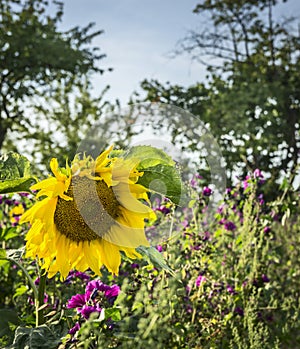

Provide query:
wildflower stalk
left=6, top=256, right=39, bottom=301
left=36, top=272, right=47, bottom=326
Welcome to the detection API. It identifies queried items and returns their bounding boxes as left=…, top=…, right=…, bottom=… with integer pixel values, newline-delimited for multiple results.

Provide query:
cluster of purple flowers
left=242, top=168, right=265, bottom=191
left=67, top=280, right=120, bottom=320
left=219, top=218, right=237, bottom=231
left=64, top=270, right=91, bottom=284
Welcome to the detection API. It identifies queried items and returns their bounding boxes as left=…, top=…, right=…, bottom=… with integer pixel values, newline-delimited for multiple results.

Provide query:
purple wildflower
left=219, top=218, right=226, bottom=225
left=234, top=307, right=244, bottom=316
left=75, top=271, right=90, bottom=281
left=80, top=304, right=102, bottom=319
left=226, top=285, right=235, bottom=294
left=202, top=231, right=211, bottom=241
left=261, top=274, right=270, bottom=283
left=225, top=188, right=232, bottom=195
left=258, top=193, right=264, bottom=205
left=156, top=206, right=171, bottom=215
left=156, top=245, right=163, bottom=252
left=19, top=192, right=30, bottom=197
left=85, top=280, right=120, bottom=300
left=131, top=263, right=140, bottom=269
left=264, top=226, right=271, bottom=234
left=242, top=175, right=251, bottom=190
left=69, top=322, right=80, bottom=335
left=195, top=275, right=206, bottom=287
left=67, top=293, right=86, bottom=309
left=253, top=169, right=264, bottom=179
left=224, top=221, right=236, bottom=231
left=202, top=186, right=212, bottom=197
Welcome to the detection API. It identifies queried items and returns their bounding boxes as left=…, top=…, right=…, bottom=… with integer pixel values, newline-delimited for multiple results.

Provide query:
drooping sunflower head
left=20, top=146, right=156, bottom=279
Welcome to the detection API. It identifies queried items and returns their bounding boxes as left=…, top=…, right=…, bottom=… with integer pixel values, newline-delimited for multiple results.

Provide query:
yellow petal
left=98, top=239, right=121, bottom=275
left=50, top=158, right=67, bottom=182
left=83, top=240, right=102, bottom=275
left=105, top=221, right=150, bottom=248
left=95, top=145, right=114, bottom=170
left=120, top=247, right=142, bottom=259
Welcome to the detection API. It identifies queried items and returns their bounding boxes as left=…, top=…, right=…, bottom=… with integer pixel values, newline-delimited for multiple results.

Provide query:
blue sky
left=59, top=0, right=300, bottom=104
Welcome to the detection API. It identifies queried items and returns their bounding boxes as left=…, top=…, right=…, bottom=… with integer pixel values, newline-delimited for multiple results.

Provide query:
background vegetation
left=0, top=0, right=299, bottom=348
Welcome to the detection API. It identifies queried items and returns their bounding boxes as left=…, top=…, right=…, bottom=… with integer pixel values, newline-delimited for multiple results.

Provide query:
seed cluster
left=54, top=176, right=121, bottom=242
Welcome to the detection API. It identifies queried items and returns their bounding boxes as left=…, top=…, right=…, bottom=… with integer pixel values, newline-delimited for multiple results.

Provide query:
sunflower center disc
left=54, top=176, right=120, bottom=242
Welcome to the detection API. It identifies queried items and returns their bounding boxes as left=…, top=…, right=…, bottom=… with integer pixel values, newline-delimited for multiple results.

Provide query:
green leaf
left=124, top=145, right=183, bottom=204
left=137, top=164, right=183, bottom=205
left=104, top=308, right=121, bottom=322
left=0, top=227, right=19, bottom=242
left=0, top=248, right=7, bottom=259
left=7, top=325, right=62, bottom=349
left=0, top=152, right=36, bottom=194
left=0, top=309, right=20, bottom=339
left=0, top=178, right=36, bottom=194
left=125, top=145, right=175, bottom=168
left=13, top=285, right=28, bottom=299
left=136, top=246, right=174, bottom=274
left=0, top=153, right=32, bottom=179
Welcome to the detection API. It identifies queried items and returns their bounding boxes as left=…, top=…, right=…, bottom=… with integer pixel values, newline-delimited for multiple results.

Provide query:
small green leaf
left=104, top=307, right=121, bottom=321
left=14, top=285, right=29, bottom=298
left=137, top=164, right=183, bottom=205
left=125, top=145, right=175, bottom=168
left=136, top=246, right=174, bottom=274
left=0, top=227, right=19, bottom=242
left=0, top=248, right=7, bottom=259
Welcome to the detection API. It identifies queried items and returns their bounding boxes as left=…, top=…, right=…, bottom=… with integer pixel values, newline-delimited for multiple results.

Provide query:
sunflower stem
left=36, top=272, right=47, bottom=327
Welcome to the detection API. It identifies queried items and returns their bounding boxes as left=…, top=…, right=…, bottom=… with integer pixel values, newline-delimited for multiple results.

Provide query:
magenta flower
left=202, top=186, right=212, bottom=197
left=81, top=304, right=102, bottom=319
left=253, top=169, right=264, bottom=178
left=67, top=280, right=120, bottom=320
left=226, top=285, right=235, bottom=294
left=67, top=293, right=85, bottom=310
left=196, top=275, right=206, bottom=287
left=69, top=322, right=80, bottom=335
left=85, top=280, right=120, bottom=300
left=156, top=205, right=171, bottom=214
left=156, top=245, right=163, bottom=252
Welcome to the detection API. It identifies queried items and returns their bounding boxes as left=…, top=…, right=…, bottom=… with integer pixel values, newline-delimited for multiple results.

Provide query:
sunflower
left=20, top=146, right=156, bottom=280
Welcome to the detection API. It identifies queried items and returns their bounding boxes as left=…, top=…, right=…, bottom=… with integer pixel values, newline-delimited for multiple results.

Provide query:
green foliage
left=0, top=153, right=36, bottom=193
left=0, top=0, right=107, bottom=168
left=6, top=325, right=63, bottom=349
left=125, top=145, right=183, bottom=205
left=136, top=246, right=173, bottom=274
left=1, top=171, right=300, bottom=348
left=125, top=145, right=175, bottom=167
left=137, top=0, right=300, bottom=194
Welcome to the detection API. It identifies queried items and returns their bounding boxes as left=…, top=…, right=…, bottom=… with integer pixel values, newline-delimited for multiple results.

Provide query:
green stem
left=7, top=257, right=38, bottom=300
left=36, top=272, right=47, bottom=327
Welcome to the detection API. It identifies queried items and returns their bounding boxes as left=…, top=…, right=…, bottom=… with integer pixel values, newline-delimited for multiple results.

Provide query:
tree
left=137, top=0, right=300, bottom=189
left=0, top=0, right=106, bottom=152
